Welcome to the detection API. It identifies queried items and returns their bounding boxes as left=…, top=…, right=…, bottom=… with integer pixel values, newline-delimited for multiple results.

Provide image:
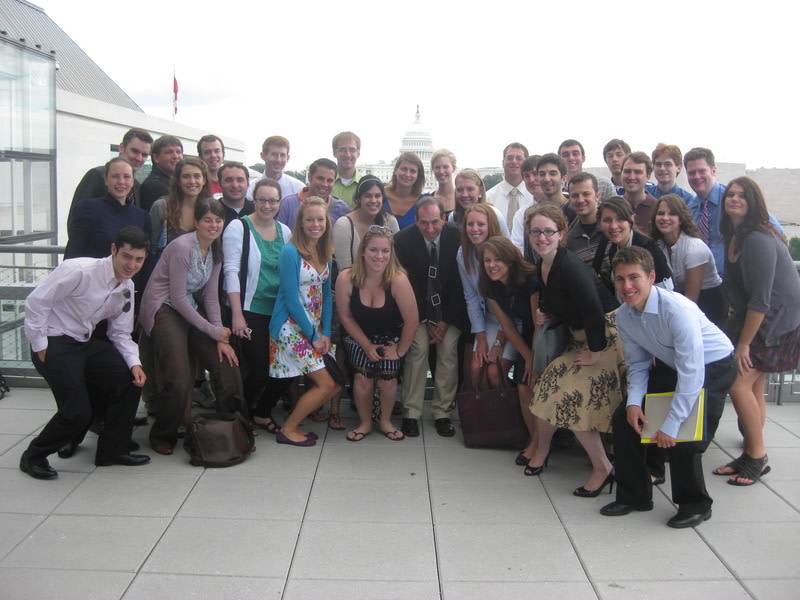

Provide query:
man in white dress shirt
left=246, top=135, right=305, bottom=201
left=485, top=142, right=533, bottom=230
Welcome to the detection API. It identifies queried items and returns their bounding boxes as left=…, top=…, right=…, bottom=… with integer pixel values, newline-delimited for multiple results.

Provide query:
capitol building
left=357, top=106, right=437, bottom=192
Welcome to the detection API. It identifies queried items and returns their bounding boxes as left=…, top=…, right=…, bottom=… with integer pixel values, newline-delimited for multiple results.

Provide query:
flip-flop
left=381, top=429, right=405, bottom=441
left=346, top=430, right=370, bottom=442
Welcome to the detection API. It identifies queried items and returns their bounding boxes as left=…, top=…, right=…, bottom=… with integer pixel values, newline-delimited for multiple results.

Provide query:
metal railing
left=0, top=244, right=63, bottom=387
left=1, top=244, right=799, bottom=400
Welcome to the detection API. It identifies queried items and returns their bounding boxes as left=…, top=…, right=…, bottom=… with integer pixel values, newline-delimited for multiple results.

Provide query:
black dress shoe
left=667, top=509, right=712, bottom=529
left=20, top=451, right=58, bottom=480
left=600, top=500, right=654, bottom=516
left=434, top=418, right=455, bottom=437
left=95, top=453, right=151, bottom=467
left=401, top=418, right=419, bottom=437
left=130, top=438, right=140, bottom=452
left=58, top=441, right=78, bottom=459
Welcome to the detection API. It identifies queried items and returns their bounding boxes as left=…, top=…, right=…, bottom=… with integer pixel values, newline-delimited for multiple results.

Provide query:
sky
left=33, top=0, right=799, bottom=172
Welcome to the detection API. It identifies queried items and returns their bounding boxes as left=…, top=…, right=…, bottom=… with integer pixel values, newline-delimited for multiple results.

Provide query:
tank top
left=349, top=282, right=403, bottom=338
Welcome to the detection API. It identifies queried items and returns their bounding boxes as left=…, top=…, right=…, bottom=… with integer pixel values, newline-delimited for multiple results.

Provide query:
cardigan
left=222, top=218, right=292, bottom=312
left=269, top=243, right=333, bottom=342
left=139, top=233, right=223, bottom=340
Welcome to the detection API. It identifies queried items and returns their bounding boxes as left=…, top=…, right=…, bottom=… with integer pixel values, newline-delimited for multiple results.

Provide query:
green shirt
left=332, top=170, right=364, bottom=209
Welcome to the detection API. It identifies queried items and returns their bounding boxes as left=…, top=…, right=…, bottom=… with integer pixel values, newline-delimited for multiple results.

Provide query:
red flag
left=173, top=73, right=178, bottom=116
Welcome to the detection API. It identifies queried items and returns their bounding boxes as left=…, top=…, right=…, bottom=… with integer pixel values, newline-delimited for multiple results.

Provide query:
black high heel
left=515, top=452, right=530, bottom=466
left=524, top=454, right=550, bottom=476
left=573, top=471, right=615, bottom=497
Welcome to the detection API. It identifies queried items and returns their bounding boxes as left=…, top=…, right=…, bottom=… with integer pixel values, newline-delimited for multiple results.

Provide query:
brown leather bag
left=183, top=412, right=255, bottom=467
left=456, top=366, right=529, bottom=449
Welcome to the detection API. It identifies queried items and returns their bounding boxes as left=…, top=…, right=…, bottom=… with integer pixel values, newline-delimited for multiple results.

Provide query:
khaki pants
left=401, top=323, right=460, bottom=420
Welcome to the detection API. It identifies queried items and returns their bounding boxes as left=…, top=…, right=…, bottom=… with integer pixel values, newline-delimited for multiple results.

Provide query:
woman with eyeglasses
left=384, top=152, right=426, bottom=229
left=140, top=199, right=243, bottom=455
left=333, top=176, right=399, bottom=270
left=149, top=157, right=212, bottom=257
left=650, top=194, right=726, bottom=325
left=336, top=226, right=418, bottom=441
left=522, top=205, right=625, bottom=497
left=222, top=178, right=292, bottom=434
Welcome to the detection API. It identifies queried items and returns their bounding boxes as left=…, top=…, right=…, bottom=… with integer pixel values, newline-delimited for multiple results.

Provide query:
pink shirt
left=24, top=256, right=140, bottom=369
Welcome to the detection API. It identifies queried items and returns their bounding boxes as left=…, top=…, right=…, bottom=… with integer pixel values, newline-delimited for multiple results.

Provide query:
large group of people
left=21, top=128, right=800, bottom=530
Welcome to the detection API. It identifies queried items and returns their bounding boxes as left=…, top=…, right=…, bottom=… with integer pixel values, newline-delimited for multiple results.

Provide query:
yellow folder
left=641, top=389, right=706, bottom=443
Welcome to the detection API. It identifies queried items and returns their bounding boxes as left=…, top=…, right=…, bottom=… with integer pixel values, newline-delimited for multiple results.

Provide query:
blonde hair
left=349, top=228, right=406, bottom=289
left=291, top=197, right=334, bottom=263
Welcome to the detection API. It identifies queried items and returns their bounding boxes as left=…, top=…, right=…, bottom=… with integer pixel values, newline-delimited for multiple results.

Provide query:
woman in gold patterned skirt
left=525, top=205, right=626, bottom=497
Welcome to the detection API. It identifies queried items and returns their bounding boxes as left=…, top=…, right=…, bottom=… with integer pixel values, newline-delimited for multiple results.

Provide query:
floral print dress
left=269, top=259, right=329, bottom=378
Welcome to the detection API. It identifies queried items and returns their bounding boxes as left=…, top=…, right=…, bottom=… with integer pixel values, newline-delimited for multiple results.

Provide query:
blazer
left=394, top=221, right=466, bottom=329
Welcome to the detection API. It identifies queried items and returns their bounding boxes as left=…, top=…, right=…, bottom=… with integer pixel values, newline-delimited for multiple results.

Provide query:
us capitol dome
left=359, top=106, right=435, bottom=191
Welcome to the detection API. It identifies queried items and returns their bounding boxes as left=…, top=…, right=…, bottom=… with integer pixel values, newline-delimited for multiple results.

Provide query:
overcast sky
left=34, top=0, right=797, bottom=172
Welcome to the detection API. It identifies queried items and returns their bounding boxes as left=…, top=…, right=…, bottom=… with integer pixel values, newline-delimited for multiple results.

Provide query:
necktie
left=426, top=241, right=442, bottom=323
left=699, top=199, right=710, bottom=242
left=507, top=187, right=520, bottom=230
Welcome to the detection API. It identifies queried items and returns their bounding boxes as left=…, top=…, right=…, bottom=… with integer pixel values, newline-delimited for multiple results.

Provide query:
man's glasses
left=122, top=287, right=131, bottom=313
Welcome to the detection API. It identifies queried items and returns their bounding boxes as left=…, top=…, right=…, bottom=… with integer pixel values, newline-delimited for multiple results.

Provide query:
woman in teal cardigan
left=269, top=197, right=341, bottom=446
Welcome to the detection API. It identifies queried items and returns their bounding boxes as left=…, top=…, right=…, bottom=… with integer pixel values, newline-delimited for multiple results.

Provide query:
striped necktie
left=699, top=199, right=710, bottom=242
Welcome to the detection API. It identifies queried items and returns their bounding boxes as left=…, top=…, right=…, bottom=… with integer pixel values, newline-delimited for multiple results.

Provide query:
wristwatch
left=493, top=339, right=503, bottom=347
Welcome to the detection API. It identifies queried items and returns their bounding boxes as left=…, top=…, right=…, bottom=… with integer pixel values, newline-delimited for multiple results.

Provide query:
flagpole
left=172, top=65, right=178, bottom=122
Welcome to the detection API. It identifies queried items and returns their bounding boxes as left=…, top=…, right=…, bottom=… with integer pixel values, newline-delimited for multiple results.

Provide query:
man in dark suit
left=394, top=197, right=466, bottom=437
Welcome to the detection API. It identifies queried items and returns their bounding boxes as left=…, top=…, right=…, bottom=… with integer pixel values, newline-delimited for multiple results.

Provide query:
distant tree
left=249, top=163, right=265, bottom=174
left=483, top=173, right=504, bottom=191
left=789, top=236, right=800, bottom=261
left=286, top=170, right=307, bottom=183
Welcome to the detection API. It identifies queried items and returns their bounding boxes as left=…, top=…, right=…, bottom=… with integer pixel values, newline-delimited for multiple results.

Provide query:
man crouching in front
left=600, top=246, right=736, bottom=528
left=20, top=226, right=151, bottom=479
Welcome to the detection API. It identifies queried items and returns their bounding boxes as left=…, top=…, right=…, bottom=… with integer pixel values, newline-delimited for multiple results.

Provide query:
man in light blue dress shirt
left=600, top=247, right=736, bottom=528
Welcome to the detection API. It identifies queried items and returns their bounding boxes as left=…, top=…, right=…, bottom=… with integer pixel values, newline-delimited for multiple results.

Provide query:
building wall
left=55, top=89, right=245, bottom=244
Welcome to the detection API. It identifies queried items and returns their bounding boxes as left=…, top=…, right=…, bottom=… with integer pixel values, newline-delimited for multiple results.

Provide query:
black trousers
left=612, top=353, right=736, bottom=514
left=237, top=312, right=291, bottom=419
left=27, top=335, right=140, bottom=463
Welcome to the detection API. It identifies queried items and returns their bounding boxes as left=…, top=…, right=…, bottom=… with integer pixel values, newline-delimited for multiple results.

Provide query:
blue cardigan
left=269, top=243, right=332, bottom=342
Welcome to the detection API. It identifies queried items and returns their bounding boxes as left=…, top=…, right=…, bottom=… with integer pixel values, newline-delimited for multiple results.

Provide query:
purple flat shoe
left=276, top=432, right=316, bottom=447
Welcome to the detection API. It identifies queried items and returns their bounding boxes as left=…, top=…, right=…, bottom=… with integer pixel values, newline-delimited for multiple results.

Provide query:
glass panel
left=0, top=42, right=56, bottom=155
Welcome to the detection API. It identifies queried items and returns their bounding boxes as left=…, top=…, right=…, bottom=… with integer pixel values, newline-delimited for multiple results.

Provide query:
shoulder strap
left=239, top=217, right=251, bottom=301
left=348, top=215, right=355, bottom=264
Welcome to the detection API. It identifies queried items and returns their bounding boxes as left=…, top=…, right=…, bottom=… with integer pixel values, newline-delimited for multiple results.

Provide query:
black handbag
left=323, top=352, right=348, bottom=388
left=456, top=366, right=529, bottom=449
left=532, top=318, right=569, bottom=375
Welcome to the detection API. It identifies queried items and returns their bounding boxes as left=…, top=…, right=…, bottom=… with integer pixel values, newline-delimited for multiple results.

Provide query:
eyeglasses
left=368, top=225, right=393, bottom=237
left=335, top=147, right=359, bottom=154
left=654, top=161, right=676, bottom=169
left=528, top=229, right=559, bottom=238
left=121, top=287, right=131, bottom=313
left=255, top=197, right=280, bottom=205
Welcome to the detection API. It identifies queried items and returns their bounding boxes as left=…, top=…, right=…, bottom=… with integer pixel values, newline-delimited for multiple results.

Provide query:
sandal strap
left=736, top=453, right=768, bottom=482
